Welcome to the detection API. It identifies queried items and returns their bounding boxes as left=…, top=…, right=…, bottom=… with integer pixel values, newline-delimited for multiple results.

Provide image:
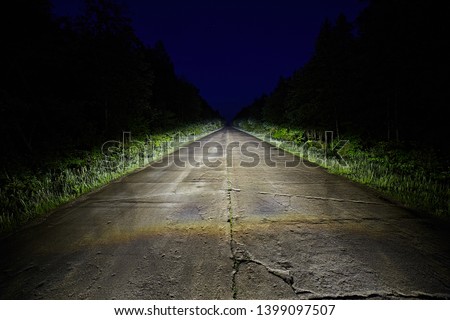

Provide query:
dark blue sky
left=52, top=0, right=367, bottom=121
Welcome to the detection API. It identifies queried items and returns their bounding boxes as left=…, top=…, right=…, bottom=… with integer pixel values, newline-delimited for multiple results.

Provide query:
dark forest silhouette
left=0, top=0, right=219, bottom=167
left=235, top=0, right=449, bottom=154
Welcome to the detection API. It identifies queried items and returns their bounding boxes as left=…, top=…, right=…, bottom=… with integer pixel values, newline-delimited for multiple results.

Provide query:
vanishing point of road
left=1, top=127, right=450, bottom=299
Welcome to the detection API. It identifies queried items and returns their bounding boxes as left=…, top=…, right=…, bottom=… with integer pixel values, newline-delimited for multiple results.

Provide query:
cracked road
left=1, top=127, right=450, bottom=299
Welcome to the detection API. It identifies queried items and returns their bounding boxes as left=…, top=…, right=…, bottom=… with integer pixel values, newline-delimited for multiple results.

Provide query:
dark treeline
left=0, top=0, right=219, bottom=167
left=235, top=0, right=449, bottom=153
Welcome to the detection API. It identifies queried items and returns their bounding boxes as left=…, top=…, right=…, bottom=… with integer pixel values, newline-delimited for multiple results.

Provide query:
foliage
left=0, top=0, right=224, bottom=234
left=234, top=1, right=449, bottom=152
left=236, top=120, right=449, bottom=217
left=233, top=1, right=449, bottom=217
left=0, top=0, right=221, bottom=169
left=0, top=120, right=223, bottom=234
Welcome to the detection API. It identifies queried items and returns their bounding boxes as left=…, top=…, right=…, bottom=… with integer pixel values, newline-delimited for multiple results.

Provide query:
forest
left=234, top=0, right=449, bottom=216
left=236, top=1, right=449, bottom=148
left=0, top=0, right=222, bottom=233
left=0, top=0, right=220, bottom=169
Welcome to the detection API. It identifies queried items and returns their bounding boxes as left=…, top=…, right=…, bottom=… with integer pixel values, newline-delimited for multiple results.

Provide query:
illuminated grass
left=236, top=119, right=449, bottom=217
left=0, top=120, right=223, bottom=235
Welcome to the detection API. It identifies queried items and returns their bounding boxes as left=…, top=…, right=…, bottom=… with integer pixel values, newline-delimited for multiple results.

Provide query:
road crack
left=226, top=172, right=306, bottom=298
left=230, top=238, right=307, bottom=298
left=233, top=245, right=301, bottom=294
left=226, top=174, right=240, bottom=299
left=309, top=291, right=450, bottom=300
left=258, top=191, right=390, bottom=206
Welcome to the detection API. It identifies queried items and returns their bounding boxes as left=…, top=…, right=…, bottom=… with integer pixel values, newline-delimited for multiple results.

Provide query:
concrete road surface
left=1, top=127, right=449, bottom=299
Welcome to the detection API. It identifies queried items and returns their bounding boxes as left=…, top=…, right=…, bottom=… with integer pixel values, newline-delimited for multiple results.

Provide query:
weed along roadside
left=234, top=119, right=449, bottom=218
left=0, top=120, right=223, bottom=236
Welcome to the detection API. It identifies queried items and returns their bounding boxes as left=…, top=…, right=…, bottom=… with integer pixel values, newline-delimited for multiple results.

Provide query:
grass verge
left=0, top=120, right=223, bottom=235
left=235, top=119, right=449, bottom=217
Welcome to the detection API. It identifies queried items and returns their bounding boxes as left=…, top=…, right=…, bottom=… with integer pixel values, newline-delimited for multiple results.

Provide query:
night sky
left=52, top=0, right=368, bottom=121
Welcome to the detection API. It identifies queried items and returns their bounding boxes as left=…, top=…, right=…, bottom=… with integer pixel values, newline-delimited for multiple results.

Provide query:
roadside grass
left=0, top=120, right=223, bottom=235
left=235, top=119, right=449, bottom=217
